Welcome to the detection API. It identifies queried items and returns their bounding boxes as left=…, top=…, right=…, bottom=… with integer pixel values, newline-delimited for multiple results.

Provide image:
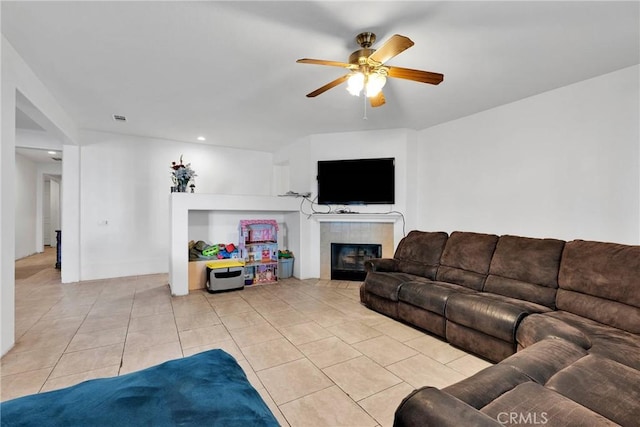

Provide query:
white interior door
left=50, top=179, right=60, bottom=246
left=43, top=180, right=51, bottom=246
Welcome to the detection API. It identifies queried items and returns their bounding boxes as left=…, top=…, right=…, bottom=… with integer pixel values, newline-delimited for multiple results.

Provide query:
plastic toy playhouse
left=239, top=220, right=279, bottom=284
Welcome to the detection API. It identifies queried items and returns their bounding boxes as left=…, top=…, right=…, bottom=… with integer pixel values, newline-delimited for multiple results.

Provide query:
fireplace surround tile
left=320, top=222, right=394, bottom=280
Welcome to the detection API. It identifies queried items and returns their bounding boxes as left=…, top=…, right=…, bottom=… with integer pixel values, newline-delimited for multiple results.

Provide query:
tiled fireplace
left=319, top=221, right=395, bottom=280
left=331, top=243, right=382, bottom=281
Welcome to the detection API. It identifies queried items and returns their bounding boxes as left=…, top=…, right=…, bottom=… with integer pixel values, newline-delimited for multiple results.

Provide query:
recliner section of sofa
left=360, top=230, right=640, bottom=426
left=434, top=231, right=499, bottom=291
left=516, top=239, right=640, bottom=371
left=397, top=231, right=498, bottom=337
left=395, top=338, right=639, bottom=427
left=361, top=230, right=448, bottom=320
left=362, top=230, right=569, bottom=362
left=444, top=234, right=565, bottom=361
left=556, top=239, right=640, bottom=334
left=483, top=235, right=565, bottom=309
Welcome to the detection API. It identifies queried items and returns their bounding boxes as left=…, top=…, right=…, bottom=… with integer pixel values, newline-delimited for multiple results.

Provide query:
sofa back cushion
left=484, top=235, right=565, bottom=308
left=393, top=231, right=449, bottom=279
left=557, top=240, right=640, bottom=333
left=435, top=231, right=498, bottom=291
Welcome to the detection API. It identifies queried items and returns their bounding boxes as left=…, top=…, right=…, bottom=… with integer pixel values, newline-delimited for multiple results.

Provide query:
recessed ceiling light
left=48, top=151, right=56, bottom=155
left=197, top=136, right=206, bottom=141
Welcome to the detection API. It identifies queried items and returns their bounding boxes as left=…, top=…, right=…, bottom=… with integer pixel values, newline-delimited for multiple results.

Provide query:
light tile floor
left=2, top=249, right=493, bottom=426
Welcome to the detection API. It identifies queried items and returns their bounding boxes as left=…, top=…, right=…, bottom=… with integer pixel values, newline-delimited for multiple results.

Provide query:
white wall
left=61, top=144, right=80, bottom=282
left=308, top=129, right=412, bottom=213
left=189, top=211, right=290, bottom=249
left=274, top=128, right=414, bottom=277
left=1, top=35, right=79, bottom=355
left=417, top=65, right=640, bottom=244
left=275, top=128, right=414, bottom=214
left=78, top=130, right=275, bottom=280
left=14, top=153, right=38, bottom=259
left=15, top=128, right=63, bottom=151
left=273, top=135, right=311, bottom=195
left=1, top=42, right=17, bottom=356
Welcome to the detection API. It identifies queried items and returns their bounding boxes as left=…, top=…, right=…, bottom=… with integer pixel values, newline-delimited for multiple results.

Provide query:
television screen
left=317, top=158, right=395, bottom=205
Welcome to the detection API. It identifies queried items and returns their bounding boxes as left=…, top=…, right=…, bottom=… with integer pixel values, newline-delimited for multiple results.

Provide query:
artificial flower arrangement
left=170, top=155, right=197, bottom=192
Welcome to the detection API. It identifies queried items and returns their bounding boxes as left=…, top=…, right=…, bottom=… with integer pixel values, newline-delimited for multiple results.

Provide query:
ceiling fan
left=297, top=32, right=443, bottom=107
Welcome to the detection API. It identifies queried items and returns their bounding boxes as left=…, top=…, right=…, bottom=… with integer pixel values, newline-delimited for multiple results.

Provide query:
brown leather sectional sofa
left=359, top=230, right=640, bottom=426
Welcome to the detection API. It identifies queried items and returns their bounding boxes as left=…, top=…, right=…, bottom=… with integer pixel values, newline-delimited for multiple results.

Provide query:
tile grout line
left=117, top=281, right=143, bottom=376
left=36, top=288, right=102, bottom=393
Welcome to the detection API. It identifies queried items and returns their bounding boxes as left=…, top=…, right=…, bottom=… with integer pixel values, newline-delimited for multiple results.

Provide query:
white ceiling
left=15, top=108, right=45, bottom=131
left=2, top=1, right=638, bottom=152
left=15, top=147, right=62, bottom=164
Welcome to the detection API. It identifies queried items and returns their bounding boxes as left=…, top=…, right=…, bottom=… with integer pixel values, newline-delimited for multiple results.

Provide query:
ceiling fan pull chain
left=363, top=94, right=368, bottom=120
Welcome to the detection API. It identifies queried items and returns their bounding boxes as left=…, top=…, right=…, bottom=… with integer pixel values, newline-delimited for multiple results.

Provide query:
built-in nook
left=170, top=195, right=405, bottom=294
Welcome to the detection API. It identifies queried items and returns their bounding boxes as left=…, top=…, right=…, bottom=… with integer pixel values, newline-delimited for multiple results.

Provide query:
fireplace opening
left=331, top=243, right=382, bottom=281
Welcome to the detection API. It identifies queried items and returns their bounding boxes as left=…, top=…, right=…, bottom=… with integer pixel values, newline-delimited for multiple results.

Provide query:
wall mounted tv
left=317, top=157, right=395, bottom=205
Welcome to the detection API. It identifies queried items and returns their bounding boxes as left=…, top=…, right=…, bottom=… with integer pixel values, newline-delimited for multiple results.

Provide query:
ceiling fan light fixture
left=346, top=72, right=365, bottom=96
left=298, top=32, right=443, bottom=107
left=366, top=73, right=386, bottom=97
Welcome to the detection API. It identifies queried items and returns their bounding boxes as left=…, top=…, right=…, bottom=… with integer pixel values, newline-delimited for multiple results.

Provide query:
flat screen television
left=317, top=157, right=395, bottom=205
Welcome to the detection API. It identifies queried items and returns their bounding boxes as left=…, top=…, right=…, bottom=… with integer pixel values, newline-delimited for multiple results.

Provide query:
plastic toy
left=202, top=245, right=219, bottom=257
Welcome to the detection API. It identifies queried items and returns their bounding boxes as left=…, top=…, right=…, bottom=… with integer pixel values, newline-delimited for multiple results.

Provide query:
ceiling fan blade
left=296, top=58, right=354, bottom=69
left=369, top=92, right=386, bottom=108
left=367, top=34, right=414, bottom=66
left=305, top=74, right=350, bottom=97
left=387, top=66, right=444, bottom=85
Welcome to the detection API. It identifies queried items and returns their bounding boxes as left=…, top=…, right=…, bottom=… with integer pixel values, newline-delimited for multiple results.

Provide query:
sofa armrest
left=394, top=386, right=502, bottom=427
left=516, top=313, right=592, bottom=350
left=365, top=258, right=398, bottom=272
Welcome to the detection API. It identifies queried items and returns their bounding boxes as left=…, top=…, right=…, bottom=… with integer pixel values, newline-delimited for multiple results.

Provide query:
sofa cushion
left=484, top=235, right=565, bottom=308
left=471, top=293, right=552, bottom=315
left=556, top=289, right=640, bottom=334
left=398, top=280, right=476, bottom=315
left=516, top=313, right=592, bottom=350
left=546, top=354, right=640, bottom=427
left=480, top=382, right=617, bottom=426
left=363, top=272, right=423, bottom=301
left=445, top=293, right=531, bottom=343
left=540, top=311, right=640, bottom=370
left=444, top=338, right=586, bottom=409
left=500, top=337, right=588, bottom=385
left=393, top=231, right=448, bottom=279
left=557, top=239, right=640, bottom=332
left=435, top=231, right=499, bottom=291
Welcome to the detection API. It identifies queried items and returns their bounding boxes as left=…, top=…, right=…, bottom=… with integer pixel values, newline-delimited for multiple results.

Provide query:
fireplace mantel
left=311, top=213, right=402, bottom=223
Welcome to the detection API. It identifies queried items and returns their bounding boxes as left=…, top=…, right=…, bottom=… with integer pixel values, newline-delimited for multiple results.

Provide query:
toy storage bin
left=206, top=260, right=245, bottom=293
left=278, top=258, right=294, bottom=278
